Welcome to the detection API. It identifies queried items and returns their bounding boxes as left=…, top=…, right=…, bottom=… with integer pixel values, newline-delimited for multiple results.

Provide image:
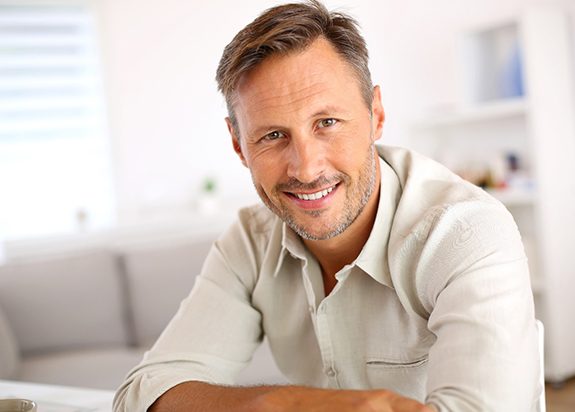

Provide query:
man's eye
left=318, top=118, right=337, bottom=128
left=264, top=131, right=284, bottom=141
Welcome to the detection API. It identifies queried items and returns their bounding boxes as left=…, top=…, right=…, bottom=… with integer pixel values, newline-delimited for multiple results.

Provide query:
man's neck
left=303, top=163, right=381, bottom=294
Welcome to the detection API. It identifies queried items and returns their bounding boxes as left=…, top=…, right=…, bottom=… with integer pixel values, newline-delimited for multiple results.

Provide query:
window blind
left=0, top=1, right=115, bottom=242
left=0, top=2, right=102, bottom=141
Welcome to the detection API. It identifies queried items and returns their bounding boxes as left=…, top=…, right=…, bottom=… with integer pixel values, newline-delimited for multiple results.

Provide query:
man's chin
left=261, top=198, right=346, bottom=239
left=285, top=216, right=348, bottom=241
left=300, top=209, right=324, bottom=218
left=290, top=226, right=345, bottom=241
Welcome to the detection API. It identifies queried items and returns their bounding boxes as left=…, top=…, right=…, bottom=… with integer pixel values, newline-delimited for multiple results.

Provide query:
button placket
left=300, top=258, right=320, bottom=316
left=324, top=366, right=337, bottom=377
left=315, top=301, right=340, bottom=387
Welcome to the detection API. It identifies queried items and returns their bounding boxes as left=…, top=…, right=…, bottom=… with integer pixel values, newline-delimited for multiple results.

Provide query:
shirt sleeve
left=113, top=220, right=264, bottom=412
left=415, top=201, right=541, bottom=411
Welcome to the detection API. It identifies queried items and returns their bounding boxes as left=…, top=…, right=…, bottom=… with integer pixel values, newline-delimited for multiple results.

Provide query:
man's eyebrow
left=309, top=105, right=348, bottom=118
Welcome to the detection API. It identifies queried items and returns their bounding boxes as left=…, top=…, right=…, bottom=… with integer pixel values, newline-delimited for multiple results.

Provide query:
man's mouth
left=290, top=184, right=337, bottom=201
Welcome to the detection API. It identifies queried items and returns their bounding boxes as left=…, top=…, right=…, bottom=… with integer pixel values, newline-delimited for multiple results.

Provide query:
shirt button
left=325, top=367, right=337, bottom=377
left=308, top=305, right=315, bottom=314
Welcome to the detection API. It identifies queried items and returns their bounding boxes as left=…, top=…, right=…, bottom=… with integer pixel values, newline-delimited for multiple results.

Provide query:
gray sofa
left=0, top=236, right=285, bottom=390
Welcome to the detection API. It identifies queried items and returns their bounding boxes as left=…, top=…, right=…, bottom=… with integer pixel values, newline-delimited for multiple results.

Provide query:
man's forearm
left=148, top=381, right=274, bottom=412
left=148, top=381, right=433, bottom=412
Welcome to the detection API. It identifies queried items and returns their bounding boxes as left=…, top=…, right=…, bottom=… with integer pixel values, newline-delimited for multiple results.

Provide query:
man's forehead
left=237, top=71, right=330, bottom=111
left=231, top=39, right=363, bottom=127
left=237, top=38, right=358, bottom=91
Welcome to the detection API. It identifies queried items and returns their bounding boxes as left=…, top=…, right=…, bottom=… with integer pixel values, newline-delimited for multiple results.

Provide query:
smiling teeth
left=294, top=186, right=334, bottom=201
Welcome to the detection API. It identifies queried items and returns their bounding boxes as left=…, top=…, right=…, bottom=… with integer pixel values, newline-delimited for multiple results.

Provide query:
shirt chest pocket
left=365, top=355, right=428, bottom=402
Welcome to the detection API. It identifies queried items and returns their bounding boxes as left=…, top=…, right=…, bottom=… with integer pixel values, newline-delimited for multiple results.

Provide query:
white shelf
left=412, top=98, right=527, bottom=129
left=486, top=187, right=536, bottom=207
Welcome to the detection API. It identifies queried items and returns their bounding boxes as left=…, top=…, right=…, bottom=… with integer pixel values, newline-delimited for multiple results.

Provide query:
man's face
left=228, top=37, right=384, bottom=240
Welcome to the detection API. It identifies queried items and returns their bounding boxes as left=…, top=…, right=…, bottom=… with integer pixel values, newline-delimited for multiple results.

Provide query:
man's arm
left=148, top=380, right=434, bottom=412
left=112, top=222, right=267, bottom=412
left=411, top=202, right=541, bottom=410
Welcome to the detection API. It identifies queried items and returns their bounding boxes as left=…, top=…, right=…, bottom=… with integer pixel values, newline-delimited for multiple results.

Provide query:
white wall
left=95, top=0, right=575, bottom=220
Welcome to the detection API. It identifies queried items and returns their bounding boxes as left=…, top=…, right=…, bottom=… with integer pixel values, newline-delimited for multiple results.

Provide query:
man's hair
left=215, top=0, right=373, bottom=133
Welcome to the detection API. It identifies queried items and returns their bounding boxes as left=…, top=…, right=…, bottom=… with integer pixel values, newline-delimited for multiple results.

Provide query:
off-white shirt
left=114, top=146, right=540, bottom=412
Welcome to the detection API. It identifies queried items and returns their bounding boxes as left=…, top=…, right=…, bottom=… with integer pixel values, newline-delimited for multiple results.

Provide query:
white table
left=0, top=380, right=114, bottom=412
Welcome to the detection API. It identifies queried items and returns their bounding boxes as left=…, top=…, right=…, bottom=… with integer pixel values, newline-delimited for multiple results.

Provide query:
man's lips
left=288, top=184, right=336, bottom=201
left=283, top=183, right=340, bottom=209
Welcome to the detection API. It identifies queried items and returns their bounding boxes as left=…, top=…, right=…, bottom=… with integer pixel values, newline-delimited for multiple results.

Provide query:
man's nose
left=286, top=134, right=326, bottom=184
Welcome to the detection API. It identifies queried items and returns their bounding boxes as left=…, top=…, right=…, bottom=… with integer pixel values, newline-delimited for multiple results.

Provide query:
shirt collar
left=267, top=215, right=306, bottom=278
left=272, top=147, right=402, bottom=288
left=355, top=151, right=401, bottom=288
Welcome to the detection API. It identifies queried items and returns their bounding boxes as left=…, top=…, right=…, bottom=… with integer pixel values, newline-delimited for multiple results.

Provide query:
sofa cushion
left=18, top=346, right=146, bottom=390
left=121, top=238, right=213, bottom=345
left=0, top=303, right=20, bottom=378
left=0, top=250, right=128, bottom=354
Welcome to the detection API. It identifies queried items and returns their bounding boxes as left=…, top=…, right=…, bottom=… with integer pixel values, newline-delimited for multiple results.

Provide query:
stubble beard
left=253, top=144, right=378, bottom=241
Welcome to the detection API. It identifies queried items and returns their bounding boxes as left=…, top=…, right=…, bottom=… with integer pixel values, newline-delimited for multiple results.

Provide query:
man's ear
left=226, top=117, right=248, bottom=168
left=371, top=85, right=385, bottom=142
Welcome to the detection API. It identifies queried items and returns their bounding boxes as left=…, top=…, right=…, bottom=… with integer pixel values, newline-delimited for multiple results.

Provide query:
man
left=114, top=1, right=540, bottom=411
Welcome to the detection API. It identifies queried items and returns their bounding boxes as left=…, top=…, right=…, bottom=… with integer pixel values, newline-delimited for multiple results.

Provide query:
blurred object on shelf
left=196, top=176, right=220, bottom=215
left=75, top=208, right=89, bottom=233
left=505, top=152, right=534, bottom=192
left=453, top=151, right=533, bottom=193
left=501, top=40, right=525, bottom=99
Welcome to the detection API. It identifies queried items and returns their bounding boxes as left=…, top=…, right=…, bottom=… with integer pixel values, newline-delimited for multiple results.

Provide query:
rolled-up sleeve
left=113, top=220, right=264, bottom=412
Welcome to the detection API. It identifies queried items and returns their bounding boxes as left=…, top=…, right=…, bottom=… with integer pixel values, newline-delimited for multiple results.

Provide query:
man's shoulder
left=378, top=145, right=485, bottom=194
left=217, top=202, right=281, bottom=253
left=236, top=202, right=280, bottom=234
left=212, top=203, right=282, bottom=284
left=380, top=144, right=516, bottom=278
left=378, top=145, right=499, bottom=224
